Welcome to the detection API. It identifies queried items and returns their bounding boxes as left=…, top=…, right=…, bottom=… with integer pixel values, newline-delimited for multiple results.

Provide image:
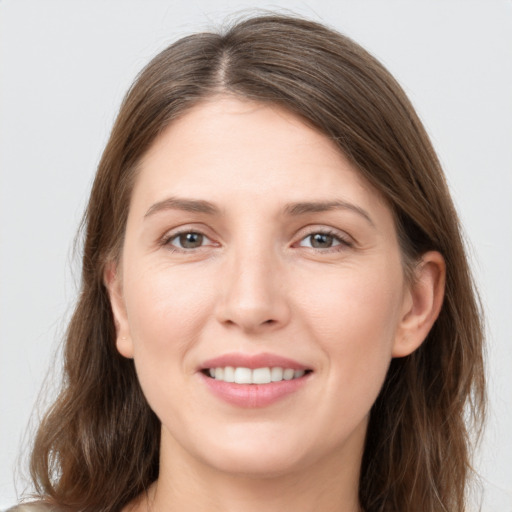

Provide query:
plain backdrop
left=1, top=0, right=511, bottom=509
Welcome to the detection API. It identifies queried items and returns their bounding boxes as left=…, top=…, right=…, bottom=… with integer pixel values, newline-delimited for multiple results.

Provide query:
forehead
left=131, top=96, right=389, bottom=218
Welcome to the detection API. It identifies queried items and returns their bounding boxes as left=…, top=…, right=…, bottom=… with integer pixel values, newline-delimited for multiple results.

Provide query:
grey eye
left=311, top=233, right=334, bottom=248
left=300, top=233, right=341, bottom=249
left=170, top=232, right=206, bottom=249
left=181, top=232, right=203, bottom=248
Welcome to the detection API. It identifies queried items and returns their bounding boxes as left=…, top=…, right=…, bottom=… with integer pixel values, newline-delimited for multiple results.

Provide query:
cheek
left=123, top=262, right=214, bottom=359
left=301, top=260, right=403, bottom=338
left=298, top=262, right=404, bottom=399
left=121, top=264, right=215, bottom=419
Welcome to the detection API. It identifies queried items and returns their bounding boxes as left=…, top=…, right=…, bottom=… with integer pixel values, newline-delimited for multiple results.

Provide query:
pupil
left=311, top=233, right=333, bottom=248
left=179, top=232, right=203, bottom=248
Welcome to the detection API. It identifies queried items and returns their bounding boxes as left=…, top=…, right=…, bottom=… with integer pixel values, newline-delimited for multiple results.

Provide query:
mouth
left=198, top=353, right=313, bottom=407
left=201, top=366, right=313, bottom=384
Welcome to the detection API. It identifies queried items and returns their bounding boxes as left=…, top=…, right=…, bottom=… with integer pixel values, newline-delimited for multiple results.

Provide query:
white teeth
left=252, top=367, right=271, bottom=384
left=234, top=367, right=252, bottom=384
left=271, top=367, right=283, bottom=382
left=223, top=366, right=235, bottom=383
left=206, top=366, right=308, bottom=384
left=283, top=368, right=294, bottom=380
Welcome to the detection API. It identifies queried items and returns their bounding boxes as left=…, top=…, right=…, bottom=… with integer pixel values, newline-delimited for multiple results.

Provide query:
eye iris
left=310, top=233, right=333, bottom=248
left=179, top=232, right=203, bottom=248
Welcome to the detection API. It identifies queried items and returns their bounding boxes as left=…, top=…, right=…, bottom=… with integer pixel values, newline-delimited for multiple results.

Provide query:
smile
left=199, top=353, right=313, bottom=407
left=206, top=366, right=309, bottom=384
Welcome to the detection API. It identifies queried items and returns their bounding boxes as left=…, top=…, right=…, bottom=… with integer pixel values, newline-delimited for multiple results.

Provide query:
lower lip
left=200, top=372, right=311, bottom=408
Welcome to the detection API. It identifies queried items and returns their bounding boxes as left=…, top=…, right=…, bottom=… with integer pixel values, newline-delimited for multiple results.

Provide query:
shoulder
left=5, top=503, right=60, bottom=512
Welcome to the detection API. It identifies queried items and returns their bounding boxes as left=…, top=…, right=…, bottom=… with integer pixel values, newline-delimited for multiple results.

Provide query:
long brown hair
left=29, top=13, right=485, bottom=512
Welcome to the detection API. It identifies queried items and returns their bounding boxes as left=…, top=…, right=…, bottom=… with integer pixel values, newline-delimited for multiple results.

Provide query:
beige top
left=6, top=504, right=56, bottom=512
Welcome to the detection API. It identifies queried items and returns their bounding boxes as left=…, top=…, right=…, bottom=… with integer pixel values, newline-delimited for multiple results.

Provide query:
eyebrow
left=144, top=196, right=374, bottom=227
left=284, top=200, right=375, bottom=227
left=144, top=197, right=220, bottom=218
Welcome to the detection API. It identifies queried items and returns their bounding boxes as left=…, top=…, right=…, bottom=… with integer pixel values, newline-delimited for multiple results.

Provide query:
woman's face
left=108, top=96, right=418, bottom=478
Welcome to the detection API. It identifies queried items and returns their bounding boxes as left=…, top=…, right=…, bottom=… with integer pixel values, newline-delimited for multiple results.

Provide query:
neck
left=134, top=427, right=363, bottom=512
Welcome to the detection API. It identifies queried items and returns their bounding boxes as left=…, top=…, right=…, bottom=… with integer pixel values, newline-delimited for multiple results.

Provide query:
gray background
left=1, top=0, right=511, bottom=509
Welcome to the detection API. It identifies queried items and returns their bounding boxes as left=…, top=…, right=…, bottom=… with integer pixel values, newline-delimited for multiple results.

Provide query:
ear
left=104, top=260, right=134, bottom=359
left=392, top=251, right=446, bottom=358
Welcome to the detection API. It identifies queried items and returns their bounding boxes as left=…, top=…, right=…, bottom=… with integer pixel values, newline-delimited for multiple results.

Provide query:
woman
left=16, top=13, right=485, bottom=512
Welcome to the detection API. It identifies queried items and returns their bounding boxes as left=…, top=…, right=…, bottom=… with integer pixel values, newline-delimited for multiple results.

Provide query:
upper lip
left=200, top=352, right=310, bottom=371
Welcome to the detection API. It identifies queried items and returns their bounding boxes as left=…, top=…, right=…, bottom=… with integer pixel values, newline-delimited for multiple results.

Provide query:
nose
left=215, top=247, right=291, bottom=334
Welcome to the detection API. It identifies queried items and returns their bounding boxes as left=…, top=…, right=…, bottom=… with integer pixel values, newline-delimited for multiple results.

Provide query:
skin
left=106, top=96, right=445, bottom=512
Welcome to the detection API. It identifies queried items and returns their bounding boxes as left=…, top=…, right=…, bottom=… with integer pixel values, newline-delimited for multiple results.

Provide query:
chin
left=194, top=426, right=318, bottom=478
left=207, top=448, right=308, bottom=479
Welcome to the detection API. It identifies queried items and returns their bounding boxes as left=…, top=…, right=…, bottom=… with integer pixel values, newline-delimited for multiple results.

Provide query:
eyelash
left=160, top=228, right=353, bottom=253
left=160, top=230, right=216, bottom=253
left=296, top=229, right=353, bottom=252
